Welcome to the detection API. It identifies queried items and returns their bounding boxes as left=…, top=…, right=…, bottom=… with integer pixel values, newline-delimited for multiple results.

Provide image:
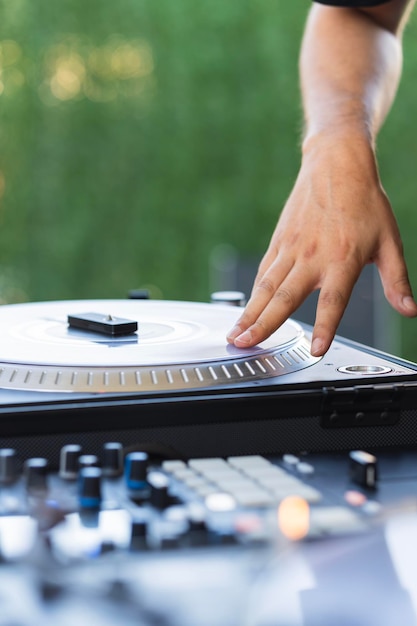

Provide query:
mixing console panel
left=2, top=441, right=417, bottom=625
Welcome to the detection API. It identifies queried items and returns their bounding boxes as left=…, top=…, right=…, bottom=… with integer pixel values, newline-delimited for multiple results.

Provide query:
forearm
left=300, top=4, right=410, bottom=149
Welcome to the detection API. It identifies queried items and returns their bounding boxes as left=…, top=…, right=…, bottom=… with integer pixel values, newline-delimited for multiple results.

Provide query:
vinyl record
left=0, top=299, right=319, bottom=392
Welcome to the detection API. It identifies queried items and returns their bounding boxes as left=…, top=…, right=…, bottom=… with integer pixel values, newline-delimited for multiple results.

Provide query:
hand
left=226, top=133, right=417, bottom=355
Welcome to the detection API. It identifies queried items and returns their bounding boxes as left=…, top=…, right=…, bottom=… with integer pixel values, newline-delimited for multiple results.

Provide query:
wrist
left=301, top=127, right=379, bottom=173
left=302, top=126, right=374, bottom=157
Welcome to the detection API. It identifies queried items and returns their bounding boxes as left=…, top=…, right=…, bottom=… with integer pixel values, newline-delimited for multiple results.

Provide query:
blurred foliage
left=0, top=0, right=417, bottom=360
left=377, top=14, right=417, bottom=361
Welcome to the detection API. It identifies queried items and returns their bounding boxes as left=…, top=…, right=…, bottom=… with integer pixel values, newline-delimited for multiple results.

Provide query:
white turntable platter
left=0, top=299, right=320, bottom=392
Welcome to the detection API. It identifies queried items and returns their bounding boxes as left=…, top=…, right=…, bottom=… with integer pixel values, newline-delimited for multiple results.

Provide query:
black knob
left=349, top=450, right=378, bottom=489
left=102, top=442, right=123, bottom=477
left=128, top=289, right=150, bottom=299
left=148, top=471, right=170, bottom=510
left=125, top=452, right=149, bottom=491
left=131, top=511, right=149, bottom=538
left=210, top=291, right=246, bottom=306
left=24, top=457, right=49, bottom=494
left=129, top=509, right=150, bottom=550
left=59, top=444, right=82, bottom=480
left=78, top=466, right=102, bottom=510
left=187, top=503, right=208, bottom=532
left=78, top=454, right=99, bottom=471
left=0, top=448, right=18, bottom=485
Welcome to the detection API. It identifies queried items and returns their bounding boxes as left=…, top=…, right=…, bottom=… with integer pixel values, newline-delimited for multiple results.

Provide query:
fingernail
left=227, top=325, right=243, bottom=341
left=311, top=338, right=324, bottom=356
left=234, top=330, right=253, bottom=347
left=402, top=296, right=417, bottom=313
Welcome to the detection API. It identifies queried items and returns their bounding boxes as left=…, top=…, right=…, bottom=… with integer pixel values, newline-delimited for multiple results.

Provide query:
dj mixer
left=1, top=297, right=417, bottom=625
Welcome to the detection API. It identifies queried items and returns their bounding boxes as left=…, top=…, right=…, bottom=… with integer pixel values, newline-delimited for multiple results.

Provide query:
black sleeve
left=313, top=1, right=392, bottom=5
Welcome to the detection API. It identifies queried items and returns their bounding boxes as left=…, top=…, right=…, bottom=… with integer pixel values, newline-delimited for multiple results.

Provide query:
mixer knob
left=102, top=442, right=124, bottom=477
left=0, top=448, right=19, bottom=485
left=349, top=450, right=378, bottom=489
left=125, top=451, right=149, bottom=493
left=24, top=457, right=49, bottom=494
left=129, top=509, right=151, bottom=550
left=148, top=471, right=170, bottom=510
left=187, top=502, right=208, bottom=532
left=78, top=454, right=100, bottom=471
left=59, top=444, right=82, bottom=480
left=183, top=503, right=210, bottom=546
left=78, top=466, right=102, bottom=510
left=210, top=291, right=246, bottom=307
left=127, top=289, right=150, bottom=299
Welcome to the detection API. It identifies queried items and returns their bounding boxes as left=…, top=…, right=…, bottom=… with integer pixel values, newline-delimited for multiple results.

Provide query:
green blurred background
left=0, top=0, right=416, bottom=360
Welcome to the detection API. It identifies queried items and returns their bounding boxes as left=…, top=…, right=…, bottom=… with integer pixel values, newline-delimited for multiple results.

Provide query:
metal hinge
left=321, top=384, right=401, bottom=428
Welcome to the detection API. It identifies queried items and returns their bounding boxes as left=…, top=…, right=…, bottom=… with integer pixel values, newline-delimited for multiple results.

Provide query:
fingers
left=226, top=264, right=317, bottom=348
left=227, top=246, right=417, bottom=357
left=225, top=155, right=417, bottom=355
left=227, top=262, right=360, bottom=356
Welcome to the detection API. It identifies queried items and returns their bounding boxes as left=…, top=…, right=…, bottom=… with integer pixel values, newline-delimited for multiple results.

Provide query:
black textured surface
left=2, top=409, right=417, bottom=469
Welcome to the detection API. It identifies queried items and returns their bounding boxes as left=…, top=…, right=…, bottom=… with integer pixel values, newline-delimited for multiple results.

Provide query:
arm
left=227, top=0, right=417, bottom=355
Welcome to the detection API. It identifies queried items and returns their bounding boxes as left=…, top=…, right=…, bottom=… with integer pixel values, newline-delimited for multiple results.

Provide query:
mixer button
left=282, top=454, right=299, bottom=467
left=232, top=488, right=275, bottom=508
left=227, top=455, right=272, bottom=470
left=200, top=468, right=244, bottom=482
left=168, top=467, right=198, bottom=481
left=211, top=476, right=257, bottom=492
left=188, top=458, right=229, bottom=472
left=241, top=465, right=290, bottom=481
left=194, top=484, right=219, bottom=498
left=161, top=460, right=187, bottom=472
left=296, top=461, right=315, bottom=476
left=163, top=454, right=326, bottom=510
left=205, top=492, right=236, bottom=512
left=270, top=483, right=322, bottom=503
left=181, top=475, right=211, bottom=489
left=361, top=500, right=382, bottom=515
left=309, top=506, right=366, bottom=535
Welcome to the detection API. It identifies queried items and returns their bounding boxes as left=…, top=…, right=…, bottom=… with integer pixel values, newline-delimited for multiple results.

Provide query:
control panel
left=1, top=442, right=417, bottom=626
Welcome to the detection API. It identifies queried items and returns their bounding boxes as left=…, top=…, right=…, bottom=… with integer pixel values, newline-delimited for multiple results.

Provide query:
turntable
left=1, top=297, right=417, bottom=465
